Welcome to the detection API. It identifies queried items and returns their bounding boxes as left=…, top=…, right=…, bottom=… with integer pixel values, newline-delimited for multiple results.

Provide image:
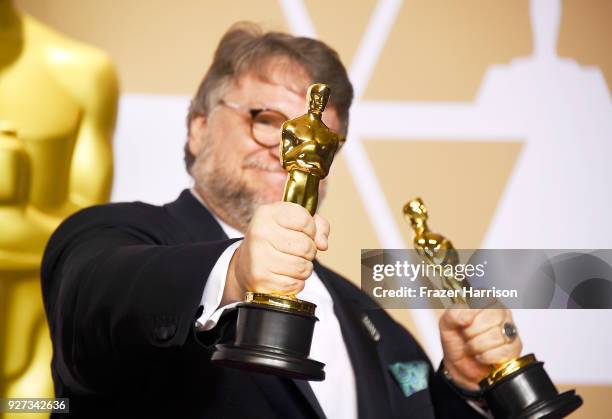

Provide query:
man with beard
left=41, top=23, right=521, bottom=418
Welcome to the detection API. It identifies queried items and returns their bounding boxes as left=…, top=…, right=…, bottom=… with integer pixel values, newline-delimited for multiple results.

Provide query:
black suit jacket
left=41, top=190, right=482, bottom=418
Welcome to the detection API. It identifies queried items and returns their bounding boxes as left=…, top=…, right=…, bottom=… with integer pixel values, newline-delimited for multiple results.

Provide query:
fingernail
left=319, top=237, right=328, bottom=248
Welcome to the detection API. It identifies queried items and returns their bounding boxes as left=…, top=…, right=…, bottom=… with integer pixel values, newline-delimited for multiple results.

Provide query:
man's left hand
left=439, top=308, right=522, bottom=391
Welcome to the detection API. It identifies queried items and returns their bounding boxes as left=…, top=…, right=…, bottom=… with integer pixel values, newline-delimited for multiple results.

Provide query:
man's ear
left=322, top=106, right=341, bottom=134
left=188, top=115, right=208, bottom=157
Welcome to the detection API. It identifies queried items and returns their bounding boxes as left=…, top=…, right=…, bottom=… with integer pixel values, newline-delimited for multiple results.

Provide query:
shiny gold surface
left=243, top=84, right=341, bottom=313
left=280, top=83, right=342, bottom=215
left=485, top=353, right=537, bottom=387
left=0, top=0, right=118, bottom=406
left=245, top=292, right=317, bottom=316
left=404, top=198, right=537, bottom=387
left=403, top=197, right=466, bottom=304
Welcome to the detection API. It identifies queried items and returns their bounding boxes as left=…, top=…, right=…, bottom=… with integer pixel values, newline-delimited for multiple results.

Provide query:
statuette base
left=480, top=355, right=582, bottom=419
left=211, top=302, right=325, bottom=381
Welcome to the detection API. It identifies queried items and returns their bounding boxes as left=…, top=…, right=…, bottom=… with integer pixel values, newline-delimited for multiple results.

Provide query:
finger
left=250, top=272, right=306, bottom=295
left=462, top=309, right=506, bottom=340
left=267, top=247, right=314, bottom=281
left=273, top=202, right=316, bottom=239
left=475, top=338, right=523, bottom=366
left=465, top=324, right=507, bottom=356
left=313, top=214, right=330, bottom=251
left=269, top=224, right=317, bottom=260
left=440, top=308, right=483, bottom=330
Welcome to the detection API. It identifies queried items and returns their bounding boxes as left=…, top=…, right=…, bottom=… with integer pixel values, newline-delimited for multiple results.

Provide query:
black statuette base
left=211, top=303, right=325, bottom=381
left=481, top=360, right=582, bottom=419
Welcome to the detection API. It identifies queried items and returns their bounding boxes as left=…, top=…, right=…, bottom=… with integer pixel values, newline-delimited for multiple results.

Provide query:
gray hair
left=184, top=21, right=354, bottom=173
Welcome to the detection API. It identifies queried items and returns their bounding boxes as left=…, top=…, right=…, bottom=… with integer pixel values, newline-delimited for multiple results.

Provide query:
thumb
left=313, top=214, right=330, bottom=251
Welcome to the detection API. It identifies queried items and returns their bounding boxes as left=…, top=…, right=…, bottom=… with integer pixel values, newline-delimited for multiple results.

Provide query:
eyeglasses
left=218, top=100, right=289, bottom=148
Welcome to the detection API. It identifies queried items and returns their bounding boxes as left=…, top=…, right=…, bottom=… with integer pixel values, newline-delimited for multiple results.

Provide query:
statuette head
left=307, top=83, right=330, bottom=114
left=403, top=198, right=428, bottom=223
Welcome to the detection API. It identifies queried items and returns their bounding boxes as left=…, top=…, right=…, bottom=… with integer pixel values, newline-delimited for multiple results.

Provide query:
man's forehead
left=233, top=62, right=310, bottom=101
left=226, top=61, right=341, bottom=132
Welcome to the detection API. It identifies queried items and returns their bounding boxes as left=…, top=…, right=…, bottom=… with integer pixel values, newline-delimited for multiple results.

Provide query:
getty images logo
left=371, top=260, right=486, bottom=282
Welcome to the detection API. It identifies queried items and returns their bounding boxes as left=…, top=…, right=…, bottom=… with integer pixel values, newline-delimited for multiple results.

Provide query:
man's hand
left=223, top=202, right=330, bottom=304
left=439, top=308, right=522, bottom=391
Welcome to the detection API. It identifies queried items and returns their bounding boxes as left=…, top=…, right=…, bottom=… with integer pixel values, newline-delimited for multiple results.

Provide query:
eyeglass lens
left=252, top=111, right=288, bottom=147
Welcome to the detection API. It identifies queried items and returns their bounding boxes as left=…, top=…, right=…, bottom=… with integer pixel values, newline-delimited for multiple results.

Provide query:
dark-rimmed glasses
left=218, top=100, right=289, bottom=148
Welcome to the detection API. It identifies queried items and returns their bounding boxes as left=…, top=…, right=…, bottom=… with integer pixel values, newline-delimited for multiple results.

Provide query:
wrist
left=222, top=246, right=246, bottom=305
left=441, top=361, right=483, bottom=400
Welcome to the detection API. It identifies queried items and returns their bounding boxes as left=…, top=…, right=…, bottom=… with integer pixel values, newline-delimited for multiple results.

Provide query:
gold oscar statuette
left=403, top=197, right=582, bottom=418
left=403, top=198, right=467, bottom=306
left=211, top=83, right=341, bottom=381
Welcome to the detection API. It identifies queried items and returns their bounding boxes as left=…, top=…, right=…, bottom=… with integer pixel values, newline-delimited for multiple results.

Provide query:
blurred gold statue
left=0, top=0, right=118, bottom=408
left=280, top=83, right=342, bottom=215
left=403, top=198, right=459, bottom=267
left=403, top=197, right=467, bottom=305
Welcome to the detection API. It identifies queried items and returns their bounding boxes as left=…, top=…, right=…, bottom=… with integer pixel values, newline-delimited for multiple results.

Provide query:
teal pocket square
left=389, top=361, right=429, bottom=397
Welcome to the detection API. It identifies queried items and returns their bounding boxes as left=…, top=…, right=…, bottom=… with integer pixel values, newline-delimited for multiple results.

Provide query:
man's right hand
left=222, top=202, right=330, bottom=304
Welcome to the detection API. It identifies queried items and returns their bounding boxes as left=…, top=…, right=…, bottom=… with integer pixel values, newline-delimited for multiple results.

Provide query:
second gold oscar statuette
left=403, top=197, right=582, bottom=418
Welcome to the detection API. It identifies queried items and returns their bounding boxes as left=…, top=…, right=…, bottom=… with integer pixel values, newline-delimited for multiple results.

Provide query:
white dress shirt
left=191, top=189, right=357, bottom=419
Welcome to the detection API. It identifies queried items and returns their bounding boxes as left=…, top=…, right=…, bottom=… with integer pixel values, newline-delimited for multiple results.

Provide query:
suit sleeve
left=41, top=206, right=239, bottom=393
left=428, top=358, right=487, bottom=418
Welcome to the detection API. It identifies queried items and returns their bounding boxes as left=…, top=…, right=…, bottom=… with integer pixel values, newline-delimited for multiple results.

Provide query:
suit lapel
left=293, top=380, right=327, bottom=419
left=164, top=189, right=229, bottom=242
left=315, top=262, right=392, bottom=419
left=167, top=190, right=328, bottom=418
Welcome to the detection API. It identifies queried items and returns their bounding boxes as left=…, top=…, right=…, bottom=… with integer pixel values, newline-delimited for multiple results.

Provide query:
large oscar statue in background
left=0, top=0, right=118, bottom=410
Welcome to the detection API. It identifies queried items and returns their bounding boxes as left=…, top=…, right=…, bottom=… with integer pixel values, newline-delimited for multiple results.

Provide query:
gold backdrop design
left=12, top=1, right=612, bottom=416
left=557, top=0, right=612, bottom=93
left=304, top=0, right=378, bottom=66
left=363, top=140, right=523, bottom=249
left=15, top=0, right=288, bottom=94
left=363, top=0, right=532, bottom=101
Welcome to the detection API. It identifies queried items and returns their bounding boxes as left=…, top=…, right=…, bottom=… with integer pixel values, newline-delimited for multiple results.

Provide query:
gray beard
left=191, top=142, right=270, bottom=232
left=191, top=140, right=329, bottom=232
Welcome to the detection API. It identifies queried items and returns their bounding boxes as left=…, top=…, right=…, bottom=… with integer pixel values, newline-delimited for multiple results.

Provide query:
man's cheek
left=260, top=180, right=286, bottom=202
left=317, top=179, right=328, bottom=203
